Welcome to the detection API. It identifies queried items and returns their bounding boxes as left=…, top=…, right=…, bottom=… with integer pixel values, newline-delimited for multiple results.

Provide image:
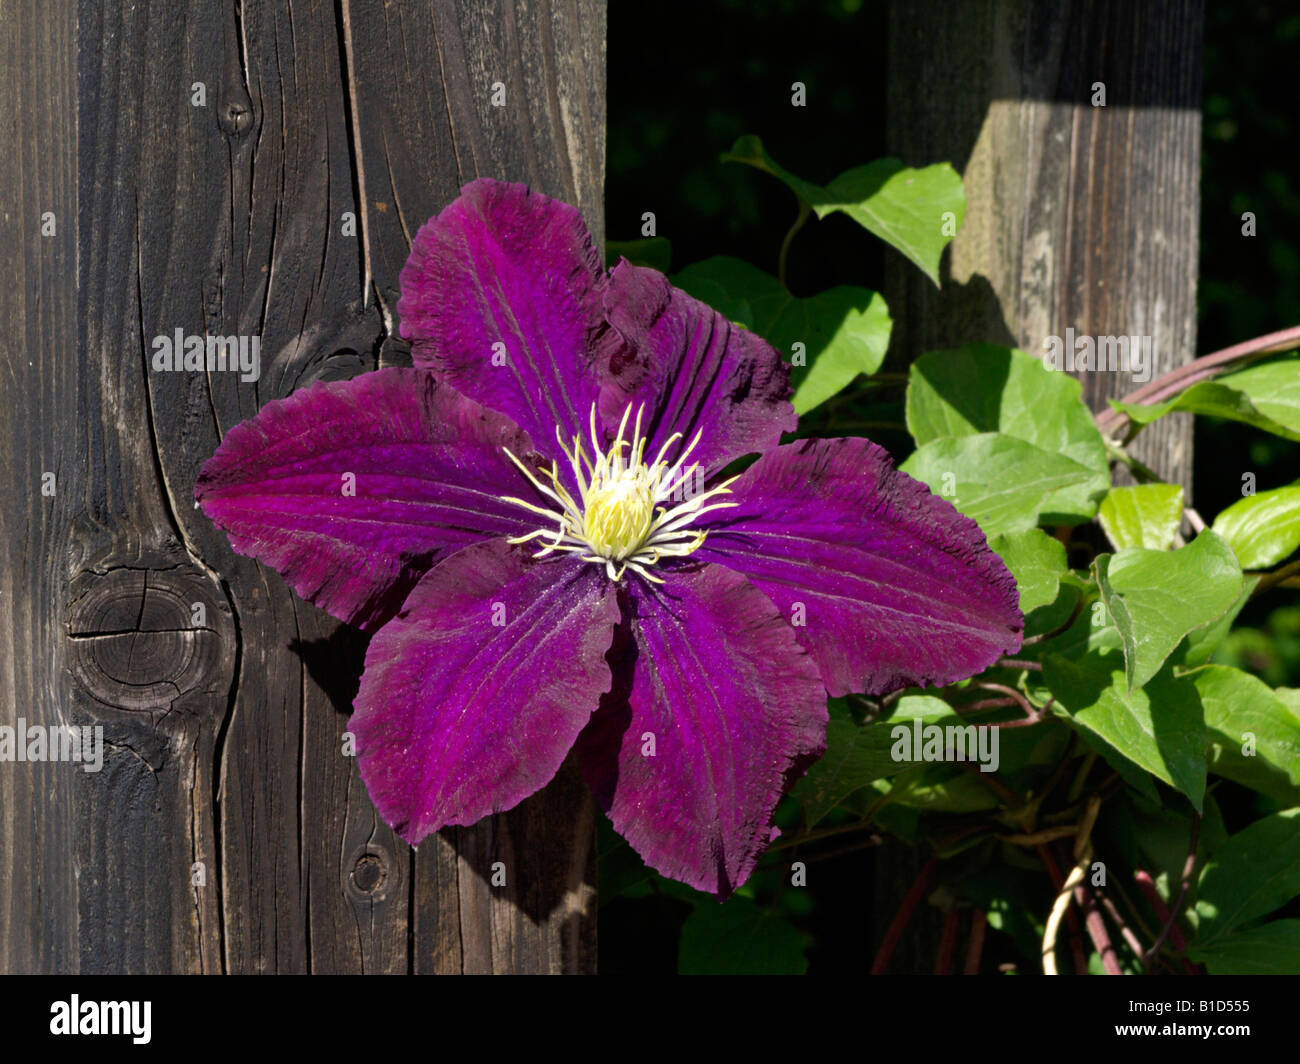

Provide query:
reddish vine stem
left=801, top=837, right=888, bottom=863
left=995, top=703, right=1053, bottom=729
left=1094, top=323, right=1300, bottom=436
left=1143, top=815, right=1201, bottom=967
left=767, top=818, right=881, bottom=853
left=1023, top=597, right=1083, bottom=646
left=955, top=696, right=1020, bottom=713
left=1033, top=741, right=1079, bottom=810
left=972, top=682, right=1041, bottom=723
left=1095, top=887, right=1147, bottom=962
left=963, top=909, right=988, bottom=975
left=1074, top=883, right=1123, bottom=974
left=934, top=908, right=961, bottom=975
left=969, top=684, right=1053, bottom=728
left=1107, top=872, right=1161, bottom=945
left=1135, top=870, right=1199, bottom=975
left=996, top=657, right=1044, bottom=671
left=1253, top=558, right=1300, bottom=597
left=870, top=857, right=940, bottom=975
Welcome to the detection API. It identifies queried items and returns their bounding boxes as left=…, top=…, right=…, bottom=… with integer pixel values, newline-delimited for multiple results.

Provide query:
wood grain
left=0, top=0, right=604, bottom=974
left=886, top=0, right=1203, bottom=493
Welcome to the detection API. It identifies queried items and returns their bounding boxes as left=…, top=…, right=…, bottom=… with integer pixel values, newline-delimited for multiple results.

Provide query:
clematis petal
left=196, top=367, right=544, bottom=630
left=695, top=437, right=1023, bottom=697
left=598, top=260, right=797, bottom=473
left=577, top=563, right=826, bottom=896
left=397, top=178, right=609, bottom=457
left=350, top=540, right=620, bottom=844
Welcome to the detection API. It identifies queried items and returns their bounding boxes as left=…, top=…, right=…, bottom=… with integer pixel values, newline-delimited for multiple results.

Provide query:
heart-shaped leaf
left=721, top=135, right=964, bottom=285
left=906, top=345, right=1109, bottom=523
left=1094, top=533, right=1242, bottom=692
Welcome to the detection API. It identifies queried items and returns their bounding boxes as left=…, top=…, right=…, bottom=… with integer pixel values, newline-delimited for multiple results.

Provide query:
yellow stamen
left=498, top=403, right=737, bottom=582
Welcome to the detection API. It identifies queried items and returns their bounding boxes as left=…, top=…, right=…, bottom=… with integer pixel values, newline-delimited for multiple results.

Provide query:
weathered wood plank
left=886, top=0, right=1203, bottom=491
left=1, top=0, right=604, bottom=975
left=880, top=0, right=1203, bottom=971
left=0, top=0, right=81, bottom=975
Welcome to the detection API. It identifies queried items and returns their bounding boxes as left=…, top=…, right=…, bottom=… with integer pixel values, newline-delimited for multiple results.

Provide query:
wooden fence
left=1, top=0, right=604, bottom=974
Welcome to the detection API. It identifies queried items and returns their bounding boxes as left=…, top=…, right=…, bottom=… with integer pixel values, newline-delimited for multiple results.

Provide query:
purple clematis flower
left=196, top=179, right=1022, bottom=896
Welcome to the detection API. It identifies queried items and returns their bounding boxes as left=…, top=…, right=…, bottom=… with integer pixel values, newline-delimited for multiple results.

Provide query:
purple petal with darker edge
left=577, top=563, right=826, bottom=896
left=598, top=260, right=796, bottom=474
left=396, top=179, right=610, bottom=460
left=351, top=540, right=620, bottom=844
left=696, top=437, right=1023, bottom=696
left=196, top=367, right=544, bottom=631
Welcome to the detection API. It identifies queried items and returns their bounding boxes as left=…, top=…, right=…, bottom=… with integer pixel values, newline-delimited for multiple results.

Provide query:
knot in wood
left=65, top=565, right=233, bottom=712
left=346, top=843, right=397, bottom=902
left=219, top=98, right=253, bottom=136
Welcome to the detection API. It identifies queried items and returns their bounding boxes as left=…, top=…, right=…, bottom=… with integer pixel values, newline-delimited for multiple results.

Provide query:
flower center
left=584, top=469, right=655, bottom=558
left=499, top=403, right=739, bottom=582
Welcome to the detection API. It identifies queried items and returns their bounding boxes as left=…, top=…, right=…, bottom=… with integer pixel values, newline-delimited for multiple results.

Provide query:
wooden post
left=886, top=0, right=1203, bottom=490
left=880, top=0, right=1203, bottom=968
left=0, top=0, right=604, bottom=975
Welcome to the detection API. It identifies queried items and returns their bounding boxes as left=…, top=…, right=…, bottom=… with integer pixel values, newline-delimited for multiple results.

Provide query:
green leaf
left=989, top=528, right=1068, bottom=615
left=1023, top=573, right=1085, bottom=641
left=793, top=695, right=955, bottom=826
left=781, top=287, right=892, bottom=413
left=721, top=135, right=964, bottom=285
left=885, top=764, right=1001, bottom=813
left=816, top=162, right=965, bottom=286
left=1043, top=652, right=1206, bottom=809
left=793, top=702, right=897, bottom=827
left=1190, top=665, right=1300, bottom=804
left=674, top=256, right=891, bottom=414
left=1195, top=808, right=1300, bottom=942
left=900, top=433, right=1097, bottom=538
left=1098, top=484, right=1184, bottom=551
left=678, top=895, right=808, bottom=974
left=1210, top=482, right=1300, bottom=569
left=906, top=345, right=1109, bottom=523
left=605, top=236, right=672, bottom=272
left=1190, top=920, right=1300, bottom=974
left=1111, top=355, right=1300, bottom=442
left=994, top=721, right=1074, bottom=779
left=1094, top=533, right=1242, bottom=692
left=1215, top=358, right=1300, bottom=432
left=1177, top=574, right=1257, bottom=668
